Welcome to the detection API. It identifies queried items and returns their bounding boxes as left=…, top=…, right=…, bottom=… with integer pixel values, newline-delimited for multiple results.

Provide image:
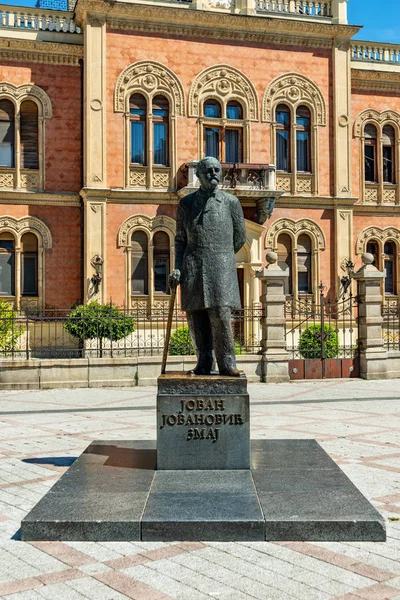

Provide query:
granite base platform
left=21, top=440, right=386, bottom=542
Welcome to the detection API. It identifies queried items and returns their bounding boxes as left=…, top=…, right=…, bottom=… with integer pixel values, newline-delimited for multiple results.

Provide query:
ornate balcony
left=179, top=161, right=283, bottom=224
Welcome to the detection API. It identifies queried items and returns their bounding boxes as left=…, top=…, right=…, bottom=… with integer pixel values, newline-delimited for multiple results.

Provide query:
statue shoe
left=219, top=368, right=242, bottom=377
left=187, top=367, right=212, bottom=376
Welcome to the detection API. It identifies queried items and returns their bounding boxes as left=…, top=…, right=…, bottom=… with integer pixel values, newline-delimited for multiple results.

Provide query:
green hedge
left=169, top=326, right=195, bottom=355
left=0, top=301, right=25, bottom=353
left=64, top=302, right=135, bottom=341
left=299, top=324, right=339, bottom=359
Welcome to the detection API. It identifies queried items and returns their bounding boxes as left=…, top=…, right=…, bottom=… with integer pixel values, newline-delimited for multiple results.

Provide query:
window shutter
left=20, top=101, right=39, bottom=170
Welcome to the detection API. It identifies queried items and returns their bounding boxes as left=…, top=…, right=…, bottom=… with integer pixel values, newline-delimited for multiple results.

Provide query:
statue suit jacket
left=175, top=188, right=246, bottom=311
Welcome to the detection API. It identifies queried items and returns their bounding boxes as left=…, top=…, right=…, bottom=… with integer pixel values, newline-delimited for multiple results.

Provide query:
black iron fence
left=0, top=304, right=263, bottom=360
left=285, top=291, right=359, bottom=360
left=382, top=298, right=400, bottom=350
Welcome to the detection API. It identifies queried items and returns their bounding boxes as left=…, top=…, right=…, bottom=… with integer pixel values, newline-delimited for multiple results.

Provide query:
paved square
left=0, top=379, right=399, bottom=599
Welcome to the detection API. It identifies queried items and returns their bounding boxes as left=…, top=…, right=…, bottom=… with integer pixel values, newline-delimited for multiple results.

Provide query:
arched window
left=0, top=100, right=15, bottom=168
left=153, top=231, right=170, bottom=293
left=203, top=99, right=244, bottom=163
left=297, top=234, right=312, bottom=293
left=364, top=124, right=377, bottom=183
left=277, top=233, right=292, bottom=295
left=366, top=240, right=379, bottom=267
left=384, top=241, right=396, bottom=295
left=21, top=233, right=38, bottom=297
left=296, top=106, right=311, bottom=173
left=130, top=93, right=146, bottom=166
left=0, top=232, right=15, bottom=296
left=276, top=104, right=290, bottom=172
left=382, top=125, right=395, bottom=184
left=152, top=96, right=169, bottom=167
left=131, top=231, right=148, bottom=295
left=20, top=101, right=38, bottom=170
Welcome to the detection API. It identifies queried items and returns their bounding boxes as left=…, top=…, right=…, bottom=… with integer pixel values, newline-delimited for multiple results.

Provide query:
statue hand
left=169, top=269, right=181, bottom=290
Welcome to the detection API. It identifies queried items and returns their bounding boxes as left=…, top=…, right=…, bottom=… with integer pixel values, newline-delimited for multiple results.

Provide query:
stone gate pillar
left=352, top=253, right=388, bottom=380
left=257, top=252, right=290, bottom=383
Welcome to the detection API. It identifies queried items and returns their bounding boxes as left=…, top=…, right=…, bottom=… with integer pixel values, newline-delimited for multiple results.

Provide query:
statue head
left=196, top=157, right=221, bottom=193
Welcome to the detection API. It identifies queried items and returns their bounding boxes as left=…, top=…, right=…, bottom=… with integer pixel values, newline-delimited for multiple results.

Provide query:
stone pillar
left=352, top=253, right=388, bottom=380
left=257, top=252, right=289, bottom=383
left=82, top=194, right=107, bottom=303
left=331, top=0, right=348, bottom=24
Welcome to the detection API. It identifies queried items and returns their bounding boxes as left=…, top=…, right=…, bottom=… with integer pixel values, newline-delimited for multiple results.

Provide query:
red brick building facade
left=0, top=0, right=399, bottom=312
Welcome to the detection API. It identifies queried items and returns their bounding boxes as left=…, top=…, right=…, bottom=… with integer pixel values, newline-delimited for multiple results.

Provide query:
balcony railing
left=351, top=42, right=400, bottom=66
left=256, top=0, right=332, bottom=18
left=0, top=5, right=81, bottom=34
left=186, top=161, right=276, bottom=191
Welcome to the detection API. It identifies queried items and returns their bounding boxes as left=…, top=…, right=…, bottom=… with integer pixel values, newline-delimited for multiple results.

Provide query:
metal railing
left=0, top=5, right=81, bottom=34
left=0, top=304, right=263, bottom=360
left=382, top=298, right=400, bottom=350
left=256, top=0, right=332, bottom=18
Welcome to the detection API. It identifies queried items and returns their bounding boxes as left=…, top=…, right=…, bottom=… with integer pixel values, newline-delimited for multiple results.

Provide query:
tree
left=299, top=324, right=339, bottom=359
left=169, top=326, right=195, bottom=355
left=64, top=302, right=135, bottom=357
left=0, top=301, right=25, bottom=356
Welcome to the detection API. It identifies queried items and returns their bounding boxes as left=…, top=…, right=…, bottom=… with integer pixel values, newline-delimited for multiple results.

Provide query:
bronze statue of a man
left=170, top=157, right=246, bottom=376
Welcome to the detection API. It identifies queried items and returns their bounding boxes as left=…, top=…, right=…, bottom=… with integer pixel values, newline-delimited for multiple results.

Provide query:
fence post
left=352, top=253, right=388, bottom=380
left=257, top=251, right=290, bottom=383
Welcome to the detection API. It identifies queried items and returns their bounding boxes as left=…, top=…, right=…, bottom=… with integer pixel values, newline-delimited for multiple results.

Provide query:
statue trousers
left=186, top=306, right=236, bottom=375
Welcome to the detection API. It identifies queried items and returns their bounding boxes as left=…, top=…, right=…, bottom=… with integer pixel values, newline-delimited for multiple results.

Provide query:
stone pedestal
left=157, top=373, right=250, bottom=470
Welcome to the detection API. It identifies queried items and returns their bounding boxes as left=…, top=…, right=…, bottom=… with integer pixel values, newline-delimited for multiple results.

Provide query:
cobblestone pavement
left=0, top=379, right=399, bottom=600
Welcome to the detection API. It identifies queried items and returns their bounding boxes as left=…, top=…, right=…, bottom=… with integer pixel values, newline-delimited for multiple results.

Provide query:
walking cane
left=161, top=283, right=177, bottom=375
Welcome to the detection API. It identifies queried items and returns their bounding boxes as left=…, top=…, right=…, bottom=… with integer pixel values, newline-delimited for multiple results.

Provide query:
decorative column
left=84, top=13, right=107, bottom=188
left=257, top=252, right=290, bottom=383
left=334, top=204, right=354, bottom=298
left=352, top=253, right=388, bottom=380
left=332, top=36, right=352, bottom=199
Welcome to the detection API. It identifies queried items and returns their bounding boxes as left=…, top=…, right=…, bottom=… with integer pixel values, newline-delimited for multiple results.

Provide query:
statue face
left=197, top=157, right=221, bottom=192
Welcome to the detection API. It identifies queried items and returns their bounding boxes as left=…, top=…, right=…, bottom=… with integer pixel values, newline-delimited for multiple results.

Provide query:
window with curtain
left=20, top=101, right=38, bottom=170
left=364, top=124, right=377, bottom=183
left=152, top=95, right=169, bottom=167
left=277, top=233, right=292, bottom=295
left=0, top=100, right=14, bottom=168
left=276, top=104, right=290, bottom=172
left=131, top=231, right=148, bottom=295
left=366, top=240, right=379, bottom=267
left=296, top=106, right=311, bottom=172
left=130, top=94, right=146, bottom=165
left=153, top=231, right=170, bottom=293
left=384, top=241, right=396, bottom=294
left=21, top=232, right=38, bottom=296
left=297, top=234, right=312, bottom=293
left=0, top=232, right=15, bottom=295
left=382, top=125, right=395, bottom=184
left=203, top=100, right=244, bottom=163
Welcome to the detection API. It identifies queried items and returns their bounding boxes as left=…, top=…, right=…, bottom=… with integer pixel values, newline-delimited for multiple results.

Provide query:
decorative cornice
left=0, top=191, right=81, bottom=206
left=351, top=68, right=400, bottom=92
left=0, top=38, right=83, bottom=66
left=74, top=0, right=359, bottom=48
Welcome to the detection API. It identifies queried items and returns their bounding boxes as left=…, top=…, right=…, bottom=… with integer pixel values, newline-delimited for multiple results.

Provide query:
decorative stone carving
left=118, top=214, right=176, bottom=248
left=153, top=171, right=170, bottom=188
left=383, top=188, right=396, bottom=204
left=354, top=109, right=400, bottom=137
left=209, top=0, right=234, bottom=7
left=129, top=169, right=147, bottom=188
left=20, top=171, right=40, bottom=190
left=0, top=172, right=14, bottom=188
left=276, top=175, right=291, bottom=192
left=365, top=186, right=379, bottom=203
left=265, top=217, right=326, bottom=251
left=296, top=176, right=312, bottom=194
left=0, top=82, right=53, bottom=119
left=262, top=73, right=326, bottom=126
left=356, top=226, right=400, bottom=255
left=114, top=61, right=185, bottom=116
left=0, top=215, right=52, bottom=248
left=189, top=65, right=258, bottom=121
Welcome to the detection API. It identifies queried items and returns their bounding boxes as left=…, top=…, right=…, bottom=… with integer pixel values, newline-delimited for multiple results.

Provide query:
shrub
left=299, top=324, right=339, bottom=359
left=0, top=301, right=25, bottom=354
left=169, top=326, right=195, bottom=355
left=64, top=302, right=135, bottom=356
